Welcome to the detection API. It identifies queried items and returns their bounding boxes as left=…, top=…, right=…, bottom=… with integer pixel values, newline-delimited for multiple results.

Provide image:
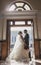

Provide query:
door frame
left=7, top=19, right=34, bottom=55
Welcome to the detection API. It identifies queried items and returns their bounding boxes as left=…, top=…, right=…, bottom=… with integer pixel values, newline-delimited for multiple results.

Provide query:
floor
left=0, top=55, right=35, bottom=65
left=0, top=50, right=41, bottom=65
left=0, top=43, right=41, bottom=65
left=0, top=59, right=34, bottom=65
left=0, top=58, right=41, bottom=65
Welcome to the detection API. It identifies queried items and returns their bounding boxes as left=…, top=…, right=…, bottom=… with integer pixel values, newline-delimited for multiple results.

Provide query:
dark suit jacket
left=24, top=33, right=29, bottom=49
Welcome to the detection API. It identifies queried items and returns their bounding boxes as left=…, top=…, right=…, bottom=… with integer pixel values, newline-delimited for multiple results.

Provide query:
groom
left=24, top=29, right=31, bottom=61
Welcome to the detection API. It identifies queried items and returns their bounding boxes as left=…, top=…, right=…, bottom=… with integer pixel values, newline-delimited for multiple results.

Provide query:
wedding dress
left=9, top=34, right=24, bottom=60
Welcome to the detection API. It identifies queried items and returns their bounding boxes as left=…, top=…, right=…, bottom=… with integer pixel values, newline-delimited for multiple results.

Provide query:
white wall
left=2, top=19, right=7, bottom=40
left=0, top=18, right=3, bottom=40
left=37, top=13, right=41, bottom=39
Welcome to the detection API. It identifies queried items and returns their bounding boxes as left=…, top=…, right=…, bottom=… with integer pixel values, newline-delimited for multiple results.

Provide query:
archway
left=7, top=1, right=32, bottom=11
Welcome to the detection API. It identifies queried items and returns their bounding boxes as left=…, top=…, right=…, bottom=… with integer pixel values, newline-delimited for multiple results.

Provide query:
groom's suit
left=24, top=33, right=29, bottom=49
left=24, top=33, right=31, bottom=60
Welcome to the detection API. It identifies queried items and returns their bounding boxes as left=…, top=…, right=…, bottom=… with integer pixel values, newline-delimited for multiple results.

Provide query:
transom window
left=9, top=1, right=31, bottom=11
left=8, top=20, right=33, bottom=26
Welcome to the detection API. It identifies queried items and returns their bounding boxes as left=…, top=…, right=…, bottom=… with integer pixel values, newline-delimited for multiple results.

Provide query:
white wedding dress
left=9, top=34, right=24, bottom=60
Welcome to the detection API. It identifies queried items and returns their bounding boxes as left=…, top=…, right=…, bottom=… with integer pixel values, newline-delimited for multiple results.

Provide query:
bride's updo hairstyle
left=18, top=31, right=22, bottom=35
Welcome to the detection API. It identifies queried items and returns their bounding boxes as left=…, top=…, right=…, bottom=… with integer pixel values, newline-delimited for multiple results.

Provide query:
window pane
left=27, top=21, right=32, bottom=25
left=16, top=3, right=24, bottom=7
left=10, top=21, right=13, bottom=25
left=16, top=8, right=24, bottom=11
left=15, top=21, right=25, bottom=25
left=24, top=4, right=30, bottom=10
left=9, top=5, right=16, bottom=11
left=8, top=2, right=31, bottom=11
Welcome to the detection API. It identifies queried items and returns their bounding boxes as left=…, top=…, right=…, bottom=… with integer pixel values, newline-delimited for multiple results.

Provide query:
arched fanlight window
left=9, top=1, right=31, bottom=11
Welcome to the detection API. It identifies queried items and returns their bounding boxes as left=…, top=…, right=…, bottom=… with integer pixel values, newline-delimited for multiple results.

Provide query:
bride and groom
left=10, top=29, right=30, bottom=61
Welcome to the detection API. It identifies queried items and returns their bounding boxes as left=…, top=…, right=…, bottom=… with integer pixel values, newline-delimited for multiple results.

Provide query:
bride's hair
left=18, top=31, right=22, bottom=34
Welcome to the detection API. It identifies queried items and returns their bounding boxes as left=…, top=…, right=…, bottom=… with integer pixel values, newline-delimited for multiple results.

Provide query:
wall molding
left=0, top=10, right=41, bottom=19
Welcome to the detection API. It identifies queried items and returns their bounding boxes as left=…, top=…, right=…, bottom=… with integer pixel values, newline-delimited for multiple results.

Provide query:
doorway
left=7, top=19, right=35, bottom=61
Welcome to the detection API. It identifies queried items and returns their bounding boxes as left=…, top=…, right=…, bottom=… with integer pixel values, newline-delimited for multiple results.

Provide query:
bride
left=9, top=31, right=25, bottom=60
